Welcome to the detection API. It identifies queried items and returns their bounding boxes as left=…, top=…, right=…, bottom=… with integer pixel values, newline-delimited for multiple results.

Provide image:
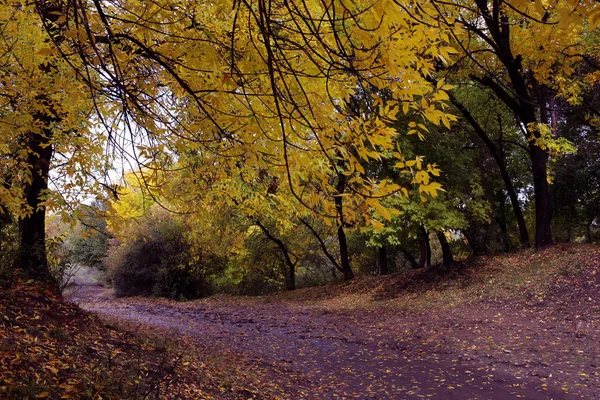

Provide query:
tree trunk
left=254, top=219, right=296, bottom=290
left=426, top=232, right=432, bottom=267
left=299, top=217, right=344, bottom=277
left=378, top=246, right=389, bottom=275
left=335, top=173, right=354, bottom=281
left=497, top=194, right=510, bottom=252
left=418, top=225, right=430, bottom=268
left=531, top=145, right=554, bottom=249
left=337, top=224, right=353, bottom=280
left=18, top=130, right=54, bottom=280
left=288, top=262, right=295, bottom=291
left=437, top=231, right=454, bottom=266
left=400, top=246, right=419, bottom=269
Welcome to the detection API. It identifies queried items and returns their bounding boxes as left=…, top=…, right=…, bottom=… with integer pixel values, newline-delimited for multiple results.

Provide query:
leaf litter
left=3, top=243, right=600, bottom=398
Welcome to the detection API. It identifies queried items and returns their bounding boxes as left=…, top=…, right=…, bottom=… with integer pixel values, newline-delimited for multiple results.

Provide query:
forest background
left=0, top=0, right=599, bottom=298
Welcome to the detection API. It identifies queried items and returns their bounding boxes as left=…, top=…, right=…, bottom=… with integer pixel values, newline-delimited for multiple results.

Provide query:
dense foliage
left=0, top=0, right=598, bottom=296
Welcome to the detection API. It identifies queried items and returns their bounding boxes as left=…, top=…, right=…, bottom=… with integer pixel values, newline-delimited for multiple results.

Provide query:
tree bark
left=418, top=225, right=430, bottom=268
left=426, top=232, right=432, bottom=267
left=18, top=129, right=54, bottom=280
left=335, top=174, right=354, bottom=281
left=337, top=223, right=353, bottom=280
left=288, top=262, right=295, bottom=291
left=437, top=231, right=454, bottom=266
left=530, top=145, right=554, bottom=248
left=378, top=246, right=389, bottom=275
left=497, top=193, right=510, bottom=252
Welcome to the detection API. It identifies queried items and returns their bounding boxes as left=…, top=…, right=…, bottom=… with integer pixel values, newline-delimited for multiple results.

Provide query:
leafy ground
left=3, top=244, right=600, bottom=398
left=0, top=276, right=286, bottom=399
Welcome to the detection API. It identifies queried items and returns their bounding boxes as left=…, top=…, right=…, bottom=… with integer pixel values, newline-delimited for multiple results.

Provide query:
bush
left=106, top=208, right=214, bottom=299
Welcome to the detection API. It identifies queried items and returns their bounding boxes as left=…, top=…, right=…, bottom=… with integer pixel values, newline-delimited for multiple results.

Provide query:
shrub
left=106, top=208, right=213, bottom=299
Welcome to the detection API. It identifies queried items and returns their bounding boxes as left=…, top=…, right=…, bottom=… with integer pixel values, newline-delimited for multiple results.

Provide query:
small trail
left=66, top=285, right=597, bottom=399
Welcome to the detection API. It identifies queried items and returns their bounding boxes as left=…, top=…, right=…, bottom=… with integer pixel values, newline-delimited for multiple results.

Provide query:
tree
left=551, top=97, right=600, bottom=242
left=0, top=0, right=109, bottom=281
left=448, top=88, right=531, bottom=248
left=7, top=0, right=597, bottom=284
left=425, top=0, right=600, bottom=248
left=0, top=0, right=462, bottom=283
left=363, top=129, right=490, bottom=267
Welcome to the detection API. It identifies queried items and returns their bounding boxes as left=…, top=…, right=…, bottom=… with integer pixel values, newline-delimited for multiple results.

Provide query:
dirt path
left=64, top=284, right=600, bottom=399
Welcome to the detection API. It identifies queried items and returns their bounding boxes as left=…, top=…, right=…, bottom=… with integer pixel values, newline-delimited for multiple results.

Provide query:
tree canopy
left=0, top=0, right=599, bottom=288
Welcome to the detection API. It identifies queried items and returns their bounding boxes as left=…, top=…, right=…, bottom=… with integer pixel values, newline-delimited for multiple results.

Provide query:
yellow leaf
left=371, top=219, right=385, bottom=231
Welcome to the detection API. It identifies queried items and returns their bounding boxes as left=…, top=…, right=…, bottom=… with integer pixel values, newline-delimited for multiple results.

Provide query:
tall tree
left=448, top=90, right=531, bottom=248
left=0, top=0, right=107, bottom=280
left=1, top=0, right=458, bottom=282
left=423, top=0, right=599, bottom=248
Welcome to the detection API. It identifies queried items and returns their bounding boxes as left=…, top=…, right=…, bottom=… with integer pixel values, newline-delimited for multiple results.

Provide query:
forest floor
left=2, top=244, right=600, bottom=399
left=60, top=243, right=600, bottom=399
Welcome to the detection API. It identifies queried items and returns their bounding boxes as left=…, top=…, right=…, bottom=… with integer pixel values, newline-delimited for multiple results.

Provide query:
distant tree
left=67, top=203, right=110, bottom=269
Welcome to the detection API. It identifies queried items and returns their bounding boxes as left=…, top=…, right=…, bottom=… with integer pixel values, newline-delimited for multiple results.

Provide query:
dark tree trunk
left=378, top=246, right=389, bottom=275
left=254, top=219, right=296, bottom=290
left=399, top=246, right=419, bottom=269
left=437, top=231, right=454, bottom=266
left=463, top=225, right=489, bottom=255
left=18, top=131, right=54, bottom=280
left=298, top=217, right=345, bottom=278
left=497, top=194, right=510, bottom=252
left=288, top=262, right=295, bottom=291
left=337, top=224, right=353, bottom=280
left=426, top=232, right=432, bottom=267
left=531, top=145, right=554, bottom=249
left=418, top=225, right=430, bottom=268
left=418, top=234, right=426, bottom=268
left=335, top=174, right=354, bottom=281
